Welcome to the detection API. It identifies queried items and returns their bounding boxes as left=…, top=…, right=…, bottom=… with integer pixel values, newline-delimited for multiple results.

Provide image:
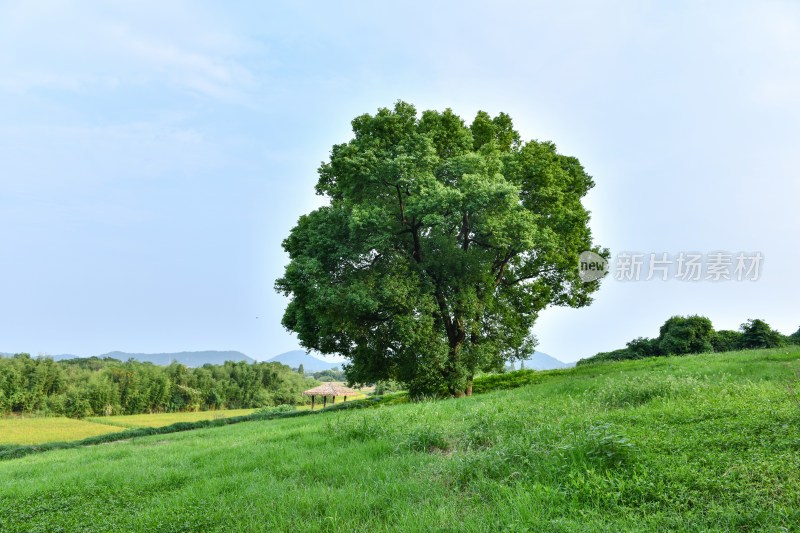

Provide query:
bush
left=712, top=330, right=743, bottom=352
left=658, top=315, right=715, bottom=355
left=790, top=327, right=800, bottom=345
left=576, top=348, right=633, bottom=366
left=739, top=319, right=785, bottom=349
left=626, top=337, right=663, bottom=358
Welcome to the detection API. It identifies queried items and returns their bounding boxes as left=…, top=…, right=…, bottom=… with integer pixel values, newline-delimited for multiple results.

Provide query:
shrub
left=658, top=315, right=715, bottom=355
left=739, top=319, right=785, bottom=349
left=626, top=337, right=663, bottom=358
left=790, top=326, right=800, bottom=345
left=712, top=330, right=743, bottom=352
left=576, top=348, right=633, bottom=366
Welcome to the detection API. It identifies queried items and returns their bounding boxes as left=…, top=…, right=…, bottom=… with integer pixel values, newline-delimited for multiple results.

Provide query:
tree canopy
left=658, top=315, right=715, bottom=355
left=739, top=318, right=785, bottom=349
left=276, top=102, right=605, bottom=396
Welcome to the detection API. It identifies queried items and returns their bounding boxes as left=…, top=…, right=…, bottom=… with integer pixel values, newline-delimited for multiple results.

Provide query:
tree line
left=0, top=354, right=320, bottom=417
left=577, top=316, right=800, bottom=365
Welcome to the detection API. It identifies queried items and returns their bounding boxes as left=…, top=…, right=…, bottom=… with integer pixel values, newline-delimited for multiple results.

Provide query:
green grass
left=1, top=347, right=799, bottom=532
left=0, top=417, right=125, bottom=446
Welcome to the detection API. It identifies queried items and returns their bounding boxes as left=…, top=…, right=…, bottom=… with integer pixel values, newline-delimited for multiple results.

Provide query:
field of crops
left=0, top=409, right=261, bottom=445
left=0, top=402, right=374, bottom=445
left=0, top=417, right=123, bottom=446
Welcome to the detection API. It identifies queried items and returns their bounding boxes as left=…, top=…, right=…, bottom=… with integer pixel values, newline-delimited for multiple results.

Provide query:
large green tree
left=276, top=102, right=605, bottom=396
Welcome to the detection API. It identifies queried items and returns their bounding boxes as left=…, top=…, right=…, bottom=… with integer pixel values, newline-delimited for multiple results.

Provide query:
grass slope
left=1, top=347, right=799, bottom=532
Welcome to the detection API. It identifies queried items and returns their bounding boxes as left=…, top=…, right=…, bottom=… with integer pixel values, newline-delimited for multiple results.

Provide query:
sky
left=1, top=1, right=798, bottom=363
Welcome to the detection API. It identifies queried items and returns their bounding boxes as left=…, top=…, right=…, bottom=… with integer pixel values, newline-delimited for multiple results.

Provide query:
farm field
left=1, top=347, right=799, bottom=532
left=0, top=417, right=123, bottom=446
left=0, top=409, right=261, bottom=445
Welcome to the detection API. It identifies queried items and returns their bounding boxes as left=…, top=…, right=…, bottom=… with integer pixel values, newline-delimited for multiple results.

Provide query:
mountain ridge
left=512, top=351, right=573, bottom=370
left=1, top=349, right=573, bottom=370
left=0, top=350, right=255, bottom=367
left=264, top=350, right=344, bottom=373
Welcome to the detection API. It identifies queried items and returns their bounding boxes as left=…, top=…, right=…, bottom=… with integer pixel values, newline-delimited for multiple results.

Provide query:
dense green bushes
left=0, top=354, right=320, bottom=417
left=791, top=326, right=800, bottom=345
left=739, top=318, right=787, bottom=349
left=578, top=316, right=796, bottom=365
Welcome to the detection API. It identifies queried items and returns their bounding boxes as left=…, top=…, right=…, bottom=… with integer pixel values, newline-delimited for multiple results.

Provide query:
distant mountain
left=511, top=351, right=572, bottom=370
left=264, top=350, right=344, bottom=373
left=4, top=348, right=571, bottom=372
left=92, top=350, right=256, bottom=367
left=1, top=352, right=81, bottom=360
left=48, top=354, right=81, bottom=361
left=2, top=349, right=336, bottom=369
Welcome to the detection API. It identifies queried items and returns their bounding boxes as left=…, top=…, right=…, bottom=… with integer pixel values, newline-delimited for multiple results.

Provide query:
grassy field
left=1, top=347, right=799, bottom=532
left=0, top=417, right=124, bottom=446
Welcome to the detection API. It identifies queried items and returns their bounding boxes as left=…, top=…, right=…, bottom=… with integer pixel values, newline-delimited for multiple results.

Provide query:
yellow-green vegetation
left=0, top=409, right=262, bottom=445
left=1, top=347, right=799, bottom=532
left=295, top=393, right=369, bottom=411
left=0, top=417, right=123, bottom=446
left=87, top=409, right=258, bottom=429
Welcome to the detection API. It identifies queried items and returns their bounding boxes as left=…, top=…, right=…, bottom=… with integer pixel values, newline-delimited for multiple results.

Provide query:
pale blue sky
left=1, top=1, right=798, bottom=363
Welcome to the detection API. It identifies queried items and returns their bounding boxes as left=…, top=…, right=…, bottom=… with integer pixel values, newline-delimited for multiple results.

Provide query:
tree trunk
left=444, top=331, right=469, bottom=397
left=465, top=375, right=473, bottom=396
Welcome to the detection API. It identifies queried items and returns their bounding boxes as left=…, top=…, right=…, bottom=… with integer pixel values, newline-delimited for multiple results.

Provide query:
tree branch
left=502, top=266, right=560, bottom=286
